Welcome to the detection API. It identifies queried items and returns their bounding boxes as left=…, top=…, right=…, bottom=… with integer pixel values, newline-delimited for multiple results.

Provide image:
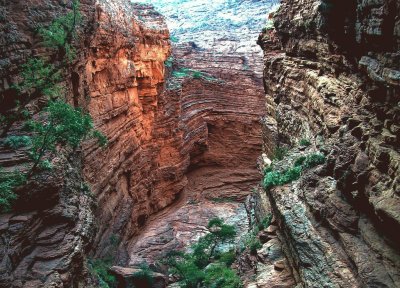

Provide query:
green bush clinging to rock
left=264, top=152, right=326, bottom=191
left=164, top=218, right=242, bottom=288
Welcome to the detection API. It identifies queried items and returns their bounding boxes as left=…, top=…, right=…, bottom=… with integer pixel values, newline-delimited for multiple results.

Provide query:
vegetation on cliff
left=164, top=218, right=242, bottom=288
left=264, top=149, right=326, bottom=191
left=0, top=0, right=106, bottom=213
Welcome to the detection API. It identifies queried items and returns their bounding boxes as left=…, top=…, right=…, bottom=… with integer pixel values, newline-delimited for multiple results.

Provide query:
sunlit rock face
left=259, top=0, right=400, bottom=286
left=122, top=0, right=281, bottom=271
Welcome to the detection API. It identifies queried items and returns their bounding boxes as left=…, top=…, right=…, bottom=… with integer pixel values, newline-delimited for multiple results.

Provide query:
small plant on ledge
left=299, top=138, right=311, bottom=147
left=263, top=152, right=326, bottom=191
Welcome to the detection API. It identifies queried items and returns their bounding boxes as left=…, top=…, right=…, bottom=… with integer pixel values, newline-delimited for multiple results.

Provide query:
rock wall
left=0, top=1, right=97, bottom=287
left=81, top=1, right=176, bottom=261
left=259, top=0, right=400, bottom=287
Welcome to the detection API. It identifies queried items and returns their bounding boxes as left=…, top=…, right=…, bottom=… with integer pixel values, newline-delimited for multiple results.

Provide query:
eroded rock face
left=0, top=1, right=97, bottom=287
left=259, top=0, right=400, bottom=287
left=81, top=0, right=176, bottom=260
left=122, top=0, right=273, bottom=269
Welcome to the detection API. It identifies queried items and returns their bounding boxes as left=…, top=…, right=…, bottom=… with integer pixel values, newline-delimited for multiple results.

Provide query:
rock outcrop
left=0, top=1, right=97, bottom=286
left=259, top=0, right=400, bottom=287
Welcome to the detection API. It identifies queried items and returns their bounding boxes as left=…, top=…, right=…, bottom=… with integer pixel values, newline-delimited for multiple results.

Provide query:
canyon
left=0, top=0, right=399, bottom=288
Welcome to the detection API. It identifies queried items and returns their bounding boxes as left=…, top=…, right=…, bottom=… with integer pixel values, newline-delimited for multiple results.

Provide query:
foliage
left=165, top=56, right=174, bottom=68
left=172, top=68, right=216, bottom=81
left=38, top=0, right=81, bottom=61
left=264, top=152, right=326, bottom=191
left=258, top=214, right=272, bottom=231
left=0, top=169, right=26, bottom=213
left=92, top=130, right=108, bottom=147
left=13, top=58, right=62, bottom=98
left=26, top=101, right=106, bottom=174
left=88, top=257, right=117, bottom=288
left=263, top=166, right=302, bottom=190
left=165, top=218, right=241, bottom=288
left=246, top=234, right=262, bottom=255
left=299, top=138, right=311, bottom=147
left=172, top=68, right=191, bottom=78
left=302, top=153, right=326, bottom=168
left=168, top=256, right=205, bottom=288
left=272, top=146, right=288, bottom=161
left=294, top=156, right=306, bottom=167
left=216, top=250, right=236, bottom=266
left=203, top=264, right=242, bottom=288
left=3, top=135, right=32, bottom=149
left=170, top=35, right=179, bottom=43
left=192, top=71, right=202, bottom=79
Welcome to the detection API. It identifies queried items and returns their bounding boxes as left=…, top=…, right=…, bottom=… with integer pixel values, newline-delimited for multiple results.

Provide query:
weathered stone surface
left=259, top=0, right=400, bottom=287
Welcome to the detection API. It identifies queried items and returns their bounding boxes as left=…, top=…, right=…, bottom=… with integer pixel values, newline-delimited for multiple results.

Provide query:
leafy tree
left=203, top=264, right=242, bottom=288
left=26, top=101, right=106, bottom=175
left=88, top=257, right=117, bottom=288
left=3, top=135, right=32, bottom=149
left=164, top=218, right=241, bottom=288
left=216, top=250, right=236, bottom=266
left=13, top=58, right=62, bottom=98
left=39, top=0, right=81, bottom=62
left=0, top=168, right=26, bottom=213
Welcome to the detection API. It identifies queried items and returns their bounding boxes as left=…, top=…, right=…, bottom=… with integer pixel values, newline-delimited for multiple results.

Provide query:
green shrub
left=38, top=0, right=81, bottom=60
left=27, top=101, right=106, bottom=175
left=92, top=130, right=108, bottom=147
left=294, top=156, right=306, bottom=167
left=165, top=56, right=174, bottom=68
left=247, top=235, right=262, bottom=255
left=258, top=214, right=272, bottom=230
left=170, top=36, right=179, bottom=43
left=172, top=68, right=191, bottom=78
left=303, top=153, right=326, bottom=169
left=0, top=169, right=26, bottom=213
left=263, top=166, right=302, bottom=190
left=203, top=264, right=242, bottom=288
left=4, top=135, right=32, bottom=149
left=264, top=152, right=326, bottom=191
left=171, top=258, right=205, bottom=288
left=216, top=250, right=236, bottom=266
left=272, top=146, right=288, bottom=161
left=165, top=219, right=240, bottom=288
left=88, top=257, right=117, bottom=288
left=192, top=71, right=202, bottom=79
left=299, top=138, right=311, bottom=147
left=13, top=58, right=62, bottom=98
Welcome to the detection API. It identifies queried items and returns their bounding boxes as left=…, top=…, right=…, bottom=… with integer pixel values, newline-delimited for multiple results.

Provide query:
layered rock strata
left=0, top=1, right=97, bottom=286
left=259, top=0, right=400, bottom=287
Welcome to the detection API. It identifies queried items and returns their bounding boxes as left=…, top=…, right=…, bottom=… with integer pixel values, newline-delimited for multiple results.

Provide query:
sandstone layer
left=259, top=0, right=400, bottom=287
